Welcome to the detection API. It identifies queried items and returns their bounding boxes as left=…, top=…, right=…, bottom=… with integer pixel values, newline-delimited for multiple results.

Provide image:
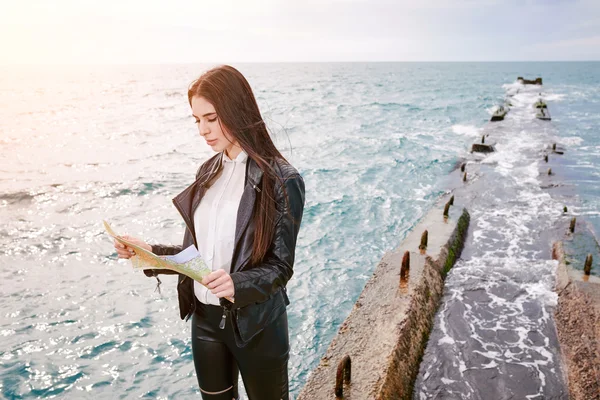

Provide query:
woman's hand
left=202, top=269, right=235, bottom=299
left=113, top=235, right=152, bottom=259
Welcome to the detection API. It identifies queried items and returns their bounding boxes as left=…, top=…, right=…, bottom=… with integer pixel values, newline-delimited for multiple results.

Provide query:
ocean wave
left=165, top=91, right=183, bottom=97
left=544, top=93, right=566, bottom=102
left=451, top=124, right=480, bottom=137
left=560, top=136, right=583, bottom=146
left=0, top=191, right=35, bottom=204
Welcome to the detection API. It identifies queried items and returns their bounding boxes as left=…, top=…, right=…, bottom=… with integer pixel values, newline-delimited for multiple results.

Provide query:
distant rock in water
left=518, top=76, right=543, bottom=85
left=471, top=143, right=495, bottom=153
left=491, top=105, right=508, bottom=121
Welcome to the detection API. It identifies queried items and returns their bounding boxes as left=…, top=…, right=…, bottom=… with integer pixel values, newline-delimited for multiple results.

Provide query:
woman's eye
left=193, top=116, right=216, bottom=124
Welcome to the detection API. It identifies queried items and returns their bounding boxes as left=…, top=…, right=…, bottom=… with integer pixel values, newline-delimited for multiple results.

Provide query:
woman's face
left=191, top=95, right=239, bottom=155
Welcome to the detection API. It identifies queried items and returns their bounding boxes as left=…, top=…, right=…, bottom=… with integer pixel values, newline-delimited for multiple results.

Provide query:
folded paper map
left=103, top=220, right=233, bottom=302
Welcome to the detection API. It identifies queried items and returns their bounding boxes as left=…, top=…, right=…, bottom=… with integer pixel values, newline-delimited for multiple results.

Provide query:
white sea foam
left=451, top=124, right=480, bottom=137
left=544, top=93, right=566, bottom=102
left=502, top=82, right=523, bottom=94
left=560, top=136, right=583, bottom=146
left=437, top=299, right=456, bottom=346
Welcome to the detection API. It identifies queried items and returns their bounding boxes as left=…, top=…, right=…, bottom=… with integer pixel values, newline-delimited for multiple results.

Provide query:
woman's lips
left=206, top=139, right=217, bottom=146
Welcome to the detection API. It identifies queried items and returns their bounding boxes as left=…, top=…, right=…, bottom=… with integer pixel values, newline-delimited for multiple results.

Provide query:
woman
left=113, top=65, right=305, bottom=400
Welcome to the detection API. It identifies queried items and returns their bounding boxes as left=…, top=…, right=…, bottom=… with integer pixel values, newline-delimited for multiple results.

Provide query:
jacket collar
left=172, top=151, right=264, bottom=253
left=245, top=155, right=264, bottom=188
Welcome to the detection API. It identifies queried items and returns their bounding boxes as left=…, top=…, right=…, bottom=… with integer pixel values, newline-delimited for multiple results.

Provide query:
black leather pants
left=191, top=299, right=290, bottom=400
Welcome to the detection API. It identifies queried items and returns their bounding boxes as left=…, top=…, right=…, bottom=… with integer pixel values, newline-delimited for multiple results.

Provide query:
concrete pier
left=297, top=199, right=470, bottom=399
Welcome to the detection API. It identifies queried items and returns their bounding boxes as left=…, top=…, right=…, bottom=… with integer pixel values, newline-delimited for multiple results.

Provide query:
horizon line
left=2, top=60, right=600, bottom=67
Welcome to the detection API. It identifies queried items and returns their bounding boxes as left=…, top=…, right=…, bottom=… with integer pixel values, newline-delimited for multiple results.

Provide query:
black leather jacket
left=146, top=151, right=305, bottom=347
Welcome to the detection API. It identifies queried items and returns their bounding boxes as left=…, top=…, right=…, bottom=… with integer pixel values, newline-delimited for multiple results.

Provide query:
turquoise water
left=0, top=62, right=598, bottom=399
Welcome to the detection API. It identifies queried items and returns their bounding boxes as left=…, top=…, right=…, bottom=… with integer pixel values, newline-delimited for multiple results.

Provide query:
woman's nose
left=198, top=121, right=210, bottom=136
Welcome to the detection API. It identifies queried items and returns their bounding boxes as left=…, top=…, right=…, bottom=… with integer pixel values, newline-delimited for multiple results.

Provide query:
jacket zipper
left=219, top=309, right=229, bottom=329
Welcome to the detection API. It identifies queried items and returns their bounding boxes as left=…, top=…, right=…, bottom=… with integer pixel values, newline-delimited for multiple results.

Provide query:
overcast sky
left=1, top=0, right=599, bottom=64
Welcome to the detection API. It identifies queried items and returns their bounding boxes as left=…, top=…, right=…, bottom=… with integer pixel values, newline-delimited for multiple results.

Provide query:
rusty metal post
left=570, top=217, right=576, bottom=233
left=449, top=195, right=455, bottom=206
left=544, top=154, right=548, bottom=163
left=335, top=355, right=351, bottom=398
left=548, top=168, right=552, bottom=175
left=419, top=230, right=428, bottom=251
left=552, top=143, right=556, bottom=151
left=461, top=163, right=466, bottom=172
left=400, top=251, right=410, bottom=286
left=482, top=135, right=485, bottom=144
left=443, top=201, right=450, bottom=218
left=463, top=172, right=467, bottom=182
left=584, top=254, right=593, bottom=276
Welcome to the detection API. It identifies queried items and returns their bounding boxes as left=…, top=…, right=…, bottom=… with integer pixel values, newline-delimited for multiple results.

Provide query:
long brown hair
left=188, top=65, right=288, bottom=265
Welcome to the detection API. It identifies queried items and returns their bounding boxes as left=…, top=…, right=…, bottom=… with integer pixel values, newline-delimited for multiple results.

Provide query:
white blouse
left=193, top=149, right=248, bottom=305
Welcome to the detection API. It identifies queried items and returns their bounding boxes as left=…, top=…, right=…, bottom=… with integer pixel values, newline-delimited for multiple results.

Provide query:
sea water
left=0, top=62, right=598, bottom=398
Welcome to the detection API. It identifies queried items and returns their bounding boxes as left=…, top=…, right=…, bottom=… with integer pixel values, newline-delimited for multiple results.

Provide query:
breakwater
left=413, top=77, right=577, bottom=399
left=298, top=77, right=594, bottom=399
left=297, top=198, right=469, bottom=399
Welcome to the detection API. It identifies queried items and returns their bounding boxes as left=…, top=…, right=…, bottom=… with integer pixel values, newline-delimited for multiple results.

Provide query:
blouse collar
left=222, top=149, right=248, bottom=164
